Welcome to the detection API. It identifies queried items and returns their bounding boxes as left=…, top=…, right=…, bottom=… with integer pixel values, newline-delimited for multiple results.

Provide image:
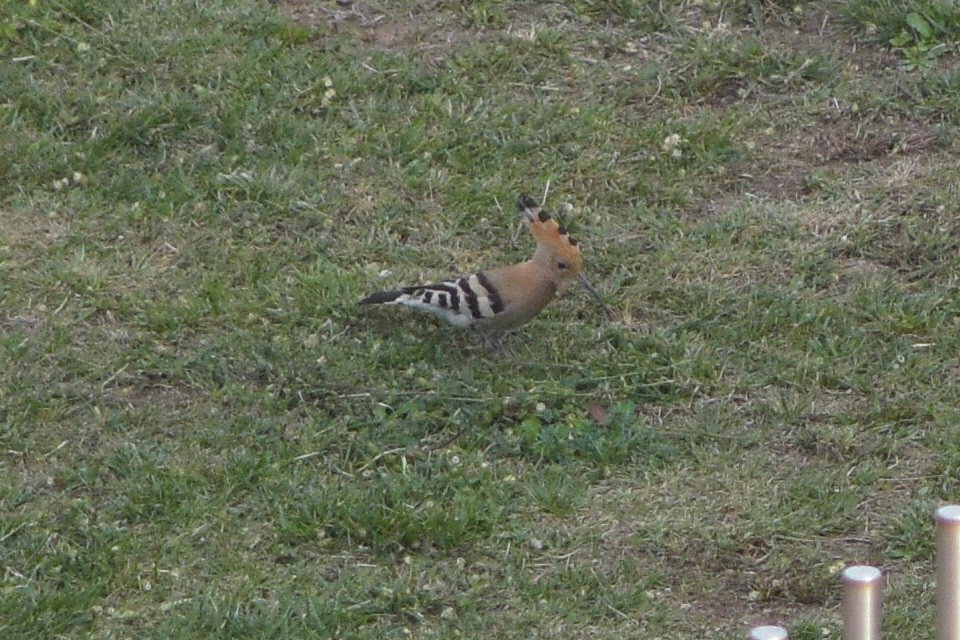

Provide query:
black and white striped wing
left=359, top=272, right=505, bottom=329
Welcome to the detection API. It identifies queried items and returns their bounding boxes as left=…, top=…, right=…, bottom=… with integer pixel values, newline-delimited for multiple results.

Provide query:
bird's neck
left=519, top=258, right=559, bottom=296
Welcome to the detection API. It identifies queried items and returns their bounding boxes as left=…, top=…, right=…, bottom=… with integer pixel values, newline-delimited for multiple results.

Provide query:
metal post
left=937, top=505, right=960, bottom=640
left=748, top=625, right=789, bottom=640
left=841, top=565, right=883, bottom=640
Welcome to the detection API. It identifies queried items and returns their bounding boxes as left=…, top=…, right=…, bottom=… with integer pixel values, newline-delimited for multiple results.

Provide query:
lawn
left=2, top=0, right=960, bottom=638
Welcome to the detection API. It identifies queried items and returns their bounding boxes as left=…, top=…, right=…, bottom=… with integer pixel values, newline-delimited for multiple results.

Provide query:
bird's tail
left=358, top=290, right=404, bottom=305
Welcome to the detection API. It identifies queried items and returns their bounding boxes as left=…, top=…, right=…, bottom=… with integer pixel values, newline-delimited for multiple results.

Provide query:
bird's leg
left=482, top=333, right=514, bottom=357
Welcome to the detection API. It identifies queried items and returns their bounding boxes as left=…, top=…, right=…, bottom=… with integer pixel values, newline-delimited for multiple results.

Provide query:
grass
left=2, top=0, right=960, bottom=637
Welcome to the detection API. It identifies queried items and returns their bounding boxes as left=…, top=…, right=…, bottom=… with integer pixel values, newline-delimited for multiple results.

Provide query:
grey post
left=748, top=625, right=789, bottom=640
left=841, top=565, right=883, bottom=640
left=937, top=505, right=960, bottom=640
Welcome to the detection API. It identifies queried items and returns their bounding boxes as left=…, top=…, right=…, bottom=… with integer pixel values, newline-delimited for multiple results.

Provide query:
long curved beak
left=576, top=273, right=603, bottom=304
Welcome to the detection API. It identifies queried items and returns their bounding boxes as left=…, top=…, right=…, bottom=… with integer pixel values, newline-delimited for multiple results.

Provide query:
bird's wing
left=358, top=272, right=506, bottom=329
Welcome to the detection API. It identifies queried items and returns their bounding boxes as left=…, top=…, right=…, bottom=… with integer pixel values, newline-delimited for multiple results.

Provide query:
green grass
left=839, top=0, right=960, bottom=69
left=3, top=0, right=960, bottom=637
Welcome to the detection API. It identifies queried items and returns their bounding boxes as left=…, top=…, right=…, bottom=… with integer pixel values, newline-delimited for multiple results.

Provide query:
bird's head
left=518, top=195, right=602, bottom=302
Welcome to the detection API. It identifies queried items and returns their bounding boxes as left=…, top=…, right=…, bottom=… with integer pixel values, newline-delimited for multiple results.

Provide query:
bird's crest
left=517, top=195, right=582, bottom=265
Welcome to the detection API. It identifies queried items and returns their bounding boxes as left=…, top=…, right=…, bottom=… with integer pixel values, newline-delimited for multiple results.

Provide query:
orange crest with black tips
left=517, top=195, right=584, bottom=274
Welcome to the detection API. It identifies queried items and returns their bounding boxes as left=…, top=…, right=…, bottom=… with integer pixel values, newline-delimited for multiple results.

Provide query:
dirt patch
left=686, top=9, right=949, bottom=206
left=280, top=0, right=352, bottom=31
left=838, top=257, right=894, bottom=279
left=1, top=207, right=72, bottom=252
left=737, top=116, right=945, bottom=207
left=108, top=375, right=202, bottom=413
left=279, top=0, right=484, bottom=57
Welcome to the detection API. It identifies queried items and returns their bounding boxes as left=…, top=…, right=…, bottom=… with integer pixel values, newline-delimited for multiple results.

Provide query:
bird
left=358, top=195, right=602, bottom=343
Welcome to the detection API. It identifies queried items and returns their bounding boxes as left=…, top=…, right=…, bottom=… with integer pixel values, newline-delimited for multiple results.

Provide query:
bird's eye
left=557, top=261, right=569, bottom=270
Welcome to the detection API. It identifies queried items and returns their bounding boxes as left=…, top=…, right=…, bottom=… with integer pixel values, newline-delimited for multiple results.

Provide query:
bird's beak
left=576, top=273, right=603, bottom=304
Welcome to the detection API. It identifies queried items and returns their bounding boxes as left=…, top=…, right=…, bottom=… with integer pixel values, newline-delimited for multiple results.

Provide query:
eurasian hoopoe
left=358, top=196, right=602, bottom=341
